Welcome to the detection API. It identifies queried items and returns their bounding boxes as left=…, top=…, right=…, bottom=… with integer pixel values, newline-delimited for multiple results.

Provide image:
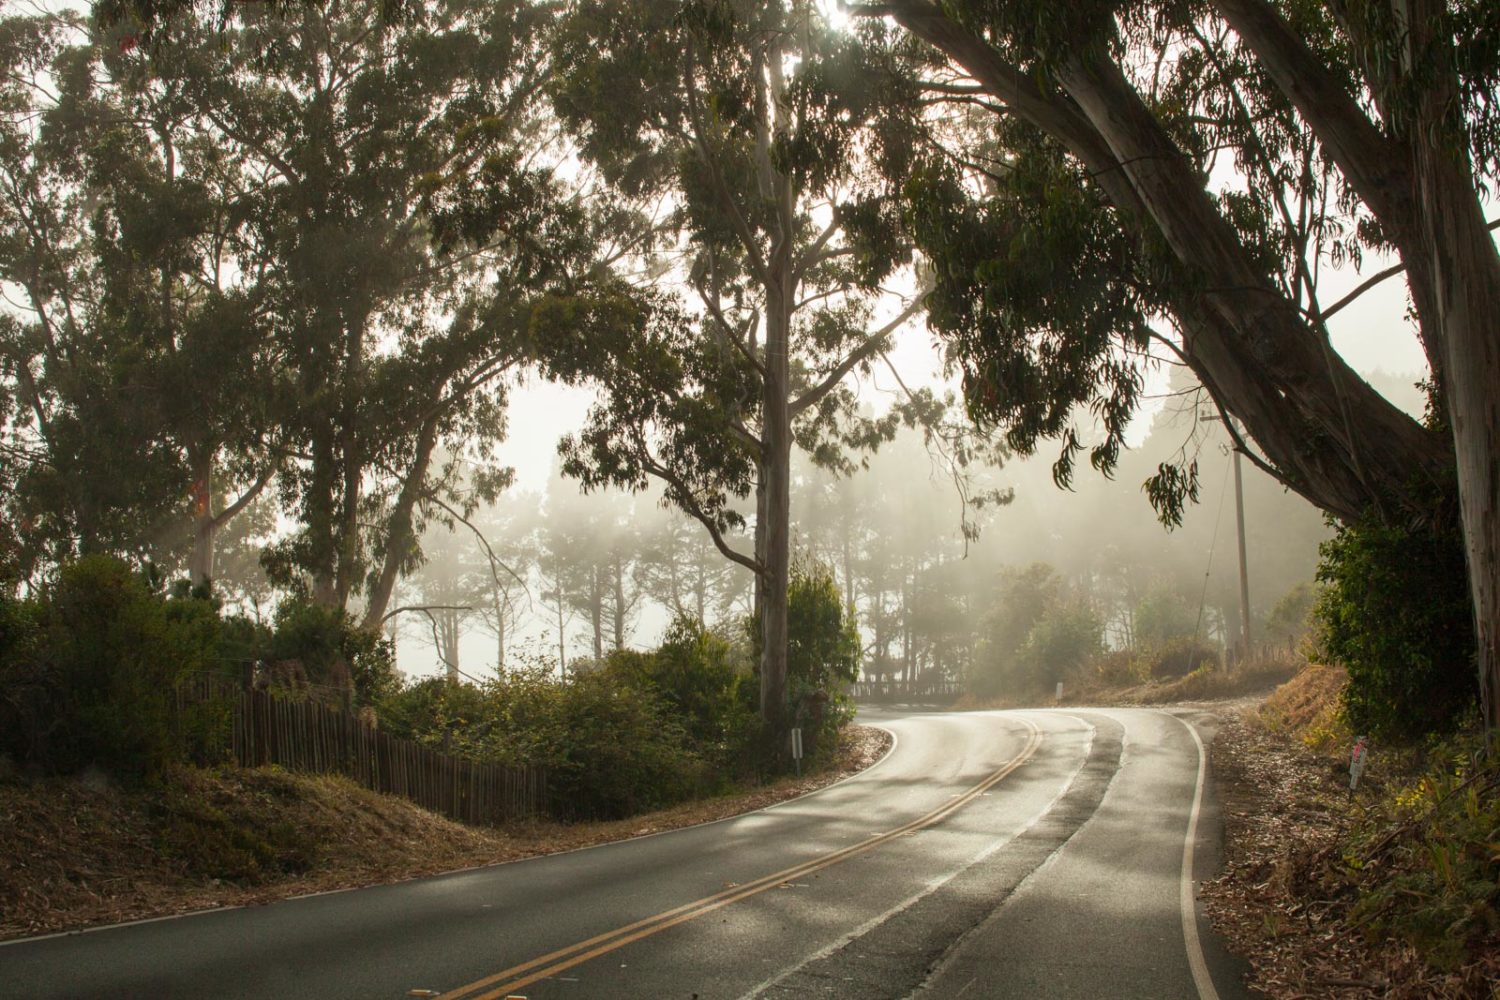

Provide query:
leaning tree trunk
left=1053, top=48, right=1449, bottom=522
left=360, top=413, right=440, bottom=630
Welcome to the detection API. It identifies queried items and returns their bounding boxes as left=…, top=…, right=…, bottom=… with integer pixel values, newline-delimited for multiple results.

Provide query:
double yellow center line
left=438, top=718, right=1042, bottom=1000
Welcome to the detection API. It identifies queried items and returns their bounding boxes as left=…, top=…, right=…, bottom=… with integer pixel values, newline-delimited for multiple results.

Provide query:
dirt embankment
left=0, top=724, right=891, bottom=941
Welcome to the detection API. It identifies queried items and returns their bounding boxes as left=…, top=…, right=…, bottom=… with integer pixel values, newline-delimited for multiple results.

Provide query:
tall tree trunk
left=439, top=607, right=460, bottom=684
left=188, top=445, right=215, bottom=587
left=611, top=556, right=626, bottom=651
left=590, top=566, right=604, bottom=662
left=759, top=299, right=792, bottom=729
left=309, top=425, right=340, bottom=607
left=1402, top=0, right=1500, bottom=727
left=360, top=413, right=440, bottom=630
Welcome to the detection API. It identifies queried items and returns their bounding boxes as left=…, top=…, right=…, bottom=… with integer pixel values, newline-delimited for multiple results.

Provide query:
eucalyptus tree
left=0, top=11, right=280, bottom=583
left=147, top=0, right=587, bottom=625
left=538, top=0, right=937, bottom=729
left=856, top=0, right=1500, bottom=723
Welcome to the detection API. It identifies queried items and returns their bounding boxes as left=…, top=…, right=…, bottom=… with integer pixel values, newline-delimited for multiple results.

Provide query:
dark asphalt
left=0, top=708, right=1253, bottom=1000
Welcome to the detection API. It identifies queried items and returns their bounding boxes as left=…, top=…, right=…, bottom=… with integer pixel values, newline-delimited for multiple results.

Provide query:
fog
left=387, top=353, right=1428, bottom=685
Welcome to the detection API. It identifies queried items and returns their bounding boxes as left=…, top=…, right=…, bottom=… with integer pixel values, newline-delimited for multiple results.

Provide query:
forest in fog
left=381, top=364, right=1426, bottom=693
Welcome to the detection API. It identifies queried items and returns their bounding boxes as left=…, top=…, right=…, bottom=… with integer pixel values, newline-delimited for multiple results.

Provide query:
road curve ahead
left=0, top=708, right=1251, bottom=1000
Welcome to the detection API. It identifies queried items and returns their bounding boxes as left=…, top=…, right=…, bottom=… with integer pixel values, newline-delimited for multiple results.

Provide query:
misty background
left=379, top=289, right=1427, bottom=684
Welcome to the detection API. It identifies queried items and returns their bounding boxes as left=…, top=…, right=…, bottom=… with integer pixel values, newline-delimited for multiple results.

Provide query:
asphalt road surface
left=0, top=707, right=1254, bottom=999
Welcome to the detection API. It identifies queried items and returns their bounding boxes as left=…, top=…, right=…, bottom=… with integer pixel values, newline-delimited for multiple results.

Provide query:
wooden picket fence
left=177, top=676, right=546, bottom=826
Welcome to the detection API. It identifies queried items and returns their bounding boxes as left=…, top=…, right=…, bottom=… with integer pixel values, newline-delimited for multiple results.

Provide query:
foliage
left=1017, top=600, right=1104, bottom=684
left=785, top=561, right=861, bottom=756
left=541, top=0, right=996, bottom=725
left=1264, top=581, right=1316, bottom=647
left=0, top=556, right=234, bottom=780
left=267, top=601, right=400, bottom=708
left=1334, top=728, right=1500, bottom=972
left=536, top=668, right=706, bottom=821
left=1133, top=584, right=1200, bottom=650
left=378, top=622, right=759, bottom=818
left=1147, top=636, right=1219, bottom=679
left=607, top=616, right=756, bottom=772
left=971, top=563, right=1102, bottom=696
left=1313, top=514, right=1476, bottom=741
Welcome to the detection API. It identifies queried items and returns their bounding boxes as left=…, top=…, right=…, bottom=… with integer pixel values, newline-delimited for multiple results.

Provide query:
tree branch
left=790, top=291, right=927, bottom=417
left=638, top=453, right=762, bottom=576
left=1316, top=218, right=1500, bottom=323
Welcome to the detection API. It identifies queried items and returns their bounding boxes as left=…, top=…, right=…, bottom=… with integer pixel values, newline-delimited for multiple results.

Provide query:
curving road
left=0, top=708, right=1252, bottom=1000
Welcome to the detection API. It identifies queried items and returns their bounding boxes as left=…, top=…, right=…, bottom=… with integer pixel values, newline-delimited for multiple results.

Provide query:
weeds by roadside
left=1204, top=667, right=1499, bottom=998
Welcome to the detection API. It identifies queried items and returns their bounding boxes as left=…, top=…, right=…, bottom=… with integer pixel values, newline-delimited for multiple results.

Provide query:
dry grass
left=1203, top=669, right=1499, bottom=998
left=0, top=724, right=891, bottom=942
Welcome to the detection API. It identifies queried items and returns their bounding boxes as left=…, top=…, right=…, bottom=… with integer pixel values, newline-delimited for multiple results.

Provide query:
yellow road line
left=438, top=718, right=1043, bottom=1000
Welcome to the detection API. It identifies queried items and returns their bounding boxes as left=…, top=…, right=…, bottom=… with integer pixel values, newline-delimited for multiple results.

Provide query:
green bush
left=1313, top=514, right=1476, bottom=741
left=1133, top=584, right=1199, bottom=648
left=268, top=599, right=399, bottom=707
left=544, top=669, right=706, bottom=820
left=376, top=663, right=708, bottom=821
left=786, top=562, right=860, bottom=760
left=606, top=617, right=757, bottom=774
left=1017, top=601, right=1104, bottom=684
left=0, top=556, right=232, bottom=780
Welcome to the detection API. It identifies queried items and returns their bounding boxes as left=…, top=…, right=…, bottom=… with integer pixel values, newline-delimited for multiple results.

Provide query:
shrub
left=785, top=561, right=860, bottom=759
left=268, top=600, right=399, bottom=707
left=1264, top=581, right=1316, bottom=647
left=0, top=556, right=231, bottom=780
left=1017, top=601, right=1104, bottom=684
left=1148, top=636, right=1219, bottom=678
left=1088, top=649, right=1147, bottom=687
left=1313, top=514, right=1476, bottom=741
left=1133, top=584, right=1199, bottom=648
left=544, top=669, right=706, bottom=820
left=607, top=617, right=756, bottom=774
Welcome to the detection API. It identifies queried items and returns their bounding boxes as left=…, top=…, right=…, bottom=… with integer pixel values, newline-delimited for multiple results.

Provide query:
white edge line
left=1168, top=711, right=1223, bottom=1000
left=739, top=713, right=1092, bottom=1000
left=0, top=725, right=901, bottom=949
left=0, top=902, right=247, bottom=948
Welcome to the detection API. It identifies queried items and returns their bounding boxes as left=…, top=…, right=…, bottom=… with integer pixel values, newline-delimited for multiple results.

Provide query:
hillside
left=0, top=725, right=889, bottom=941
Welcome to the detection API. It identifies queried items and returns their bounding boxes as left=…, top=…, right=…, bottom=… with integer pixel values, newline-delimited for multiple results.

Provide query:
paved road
left=0, top=708, right=1252, bottom=999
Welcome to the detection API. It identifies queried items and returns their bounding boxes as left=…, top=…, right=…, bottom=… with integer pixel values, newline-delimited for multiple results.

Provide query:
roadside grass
left=0, top=724, right=890, bottom=941
left=1204, top=666, right=1499, bottom=997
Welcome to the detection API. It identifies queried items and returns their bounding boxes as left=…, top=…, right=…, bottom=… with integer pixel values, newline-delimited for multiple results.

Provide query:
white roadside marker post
left=1349, top=735, right=1369, bottom=792
left=791, top=727, right=804, bottom=777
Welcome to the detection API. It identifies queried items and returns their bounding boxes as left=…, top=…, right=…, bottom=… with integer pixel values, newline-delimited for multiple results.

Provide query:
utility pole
left=1232, top=447, right=1251, bottom=662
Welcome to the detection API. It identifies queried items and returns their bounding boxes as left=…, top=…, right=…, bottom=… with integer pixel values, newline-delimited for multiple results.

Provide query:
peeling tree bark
left=1400, top=0, right=1500, bottom=727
